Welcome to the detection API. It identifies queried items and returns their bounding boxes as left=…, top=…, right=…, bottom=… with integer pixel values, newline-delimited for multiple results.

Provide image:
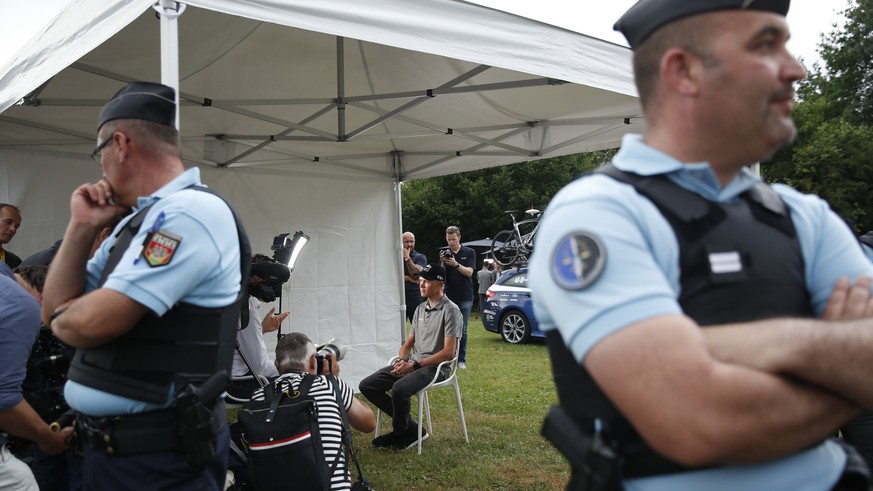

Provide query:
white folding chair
left=374, top=344, right=469, bottom=454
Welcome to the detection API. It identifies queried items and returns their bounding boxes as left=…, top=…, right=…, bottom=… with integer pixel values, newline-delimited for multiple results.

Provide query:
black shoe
left=372, top=432, right=397, bottom=448
left=391, top=426, right=429, bottom=450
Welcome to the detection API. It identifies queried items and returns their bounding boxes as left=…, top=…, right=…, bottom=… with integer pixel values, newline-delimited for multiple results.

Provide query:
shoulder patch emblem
left=550, top=232, right=606, bottom=290
left=142, top=230, right=181, bottom=268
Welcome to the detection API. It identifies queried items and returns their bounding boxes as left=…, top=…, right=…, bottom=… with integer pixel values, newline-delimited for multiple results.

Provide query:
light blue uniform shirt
left=530, top=134, right=872, bottom=491
left=65, top=168, right=241, bottom=416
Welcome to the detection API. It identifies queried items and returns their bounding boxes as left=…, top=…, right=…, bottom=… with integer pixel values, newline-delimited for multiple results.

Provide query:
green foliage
left=816, top=0, right=873, bottom=124
left=401, top=150, right=615, bottom=256
left=764, top=0, right=873, bottom=232
left=350, top=316, right=568, bottom=490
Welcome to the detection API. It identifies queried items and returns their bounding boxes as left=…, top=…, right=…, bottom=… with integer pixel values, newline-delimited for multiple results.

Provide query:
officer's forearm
left=588, top=315, right=857, bottom=467
left=704, top=317, right=873, bottom=408
left=41, top=222, right=101, bottom=326
left=51, top=288, right=148, bottom=348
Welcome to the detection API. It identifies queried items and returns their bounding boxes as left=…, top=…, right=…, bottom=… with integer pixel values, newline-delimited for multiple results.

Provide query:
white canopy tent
left=0, top=0, right=640, bottom=383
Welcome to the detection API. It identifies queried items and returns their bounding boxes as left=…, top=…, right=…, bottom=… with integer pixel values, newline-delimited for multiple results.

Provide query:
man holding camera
left=248, top=333, right=375, bottom=489
left=441, top=226, right=475, bottom=369
left=360, top=263, right=462, bottom=450
left=42, top=82, right=249, bottom=490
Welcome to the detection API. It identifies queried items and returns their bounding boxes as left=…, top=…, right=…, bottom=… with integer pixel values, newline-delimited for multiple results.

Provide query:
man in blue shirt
left=42, top=82, right=247, bottom=490
left=402, top=231, right=427, bottom=323
left=0, top=275, right=70, bottom=490
left=441, top=226, right=475, bottom=368
left=531, top=1, right=873, bottom=489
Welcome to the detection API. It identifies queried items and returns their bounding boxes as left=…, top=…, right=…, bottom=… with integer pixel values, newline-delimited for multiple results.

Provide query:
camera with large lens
left=440, top=248, right=453, bottom=259
left=314, top=339, right=347, bottom=375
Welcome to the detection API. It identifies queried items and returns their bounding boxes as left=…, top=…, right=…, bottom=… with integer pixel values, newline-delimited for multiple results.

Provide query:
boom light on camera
left=271, top=231, right=310, bottom=338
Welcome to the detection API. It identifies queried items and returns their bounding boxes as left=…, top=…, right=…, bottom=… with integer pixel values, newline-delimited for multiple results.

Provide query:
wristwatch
left=412, top=360, right=421, bottom=370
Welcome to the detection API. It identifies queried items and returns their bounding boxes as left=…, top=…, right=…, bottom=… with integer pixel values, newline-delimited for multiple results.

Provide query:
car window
left=506, top=272, right=527, bottom=287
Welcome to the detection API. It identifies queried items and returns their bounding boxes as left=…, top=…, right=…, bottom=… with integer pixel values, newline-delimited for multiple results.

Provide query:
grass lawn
left=350, top=314, right=569, bottom=490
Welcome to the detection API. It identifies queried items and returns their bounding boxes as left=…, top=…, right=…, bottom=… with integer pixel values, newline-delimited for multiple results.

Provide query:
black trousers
left=843, top=411, right=873, bottom=472
left=82, top=425, right=229, bottom=491
left=359, top=365, right=442, bottom=434
left=833, top=438, right=873, bottom=491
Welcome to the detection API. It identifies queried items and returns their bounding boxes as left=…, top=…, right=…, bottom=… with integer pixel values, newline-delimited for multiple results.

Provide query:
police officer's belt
left=76, top=402, right=225, bottom=455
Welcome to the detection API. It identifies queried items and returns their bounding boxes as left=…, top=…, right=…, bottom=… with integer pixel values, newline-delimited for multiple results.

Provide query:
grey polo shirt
left=410, top=295, right=462, bottom=362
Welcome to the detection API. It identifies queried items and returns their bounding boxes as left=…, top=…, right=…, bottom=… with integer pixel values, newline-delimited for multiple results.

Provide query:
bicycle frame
left=491, top=210, right=541, bottom=266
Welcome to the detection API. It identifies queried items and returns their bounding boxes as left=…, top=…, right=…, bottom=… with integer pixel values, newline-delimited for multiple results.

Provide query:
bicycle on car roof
left=491, top=208, right=541, bottom=267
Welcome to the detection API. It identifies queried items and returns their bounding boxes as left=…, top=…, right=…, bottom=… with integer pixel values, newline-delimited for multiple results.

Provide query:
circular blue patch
left=550, top=232, right=606, bottom=290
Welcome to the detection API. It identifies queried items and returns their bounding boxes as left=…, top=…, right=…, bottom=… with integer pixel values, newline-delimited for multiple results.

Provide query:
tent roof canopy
left=0, top=0, right=641, bottom=181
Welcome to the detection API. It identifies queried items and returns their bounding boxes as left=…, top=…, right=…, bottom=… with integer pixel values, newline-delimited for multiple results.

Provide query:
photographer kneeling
left=237, top=333, right=375, bottom=490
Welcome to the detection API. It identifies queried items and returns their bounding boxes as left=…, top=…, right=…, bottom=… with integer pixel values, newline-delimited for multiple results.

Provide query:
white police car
left=481, top=268, right=543, bottom=344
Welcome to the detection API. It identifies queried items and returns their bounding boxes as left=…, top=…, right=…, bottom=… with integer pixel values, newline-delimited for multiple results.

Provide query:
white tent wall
left=0, top=151, right=400, bottom=385
left=0, top=149, right=102, bottom=252
left=203, top=165, right=402, bottom=384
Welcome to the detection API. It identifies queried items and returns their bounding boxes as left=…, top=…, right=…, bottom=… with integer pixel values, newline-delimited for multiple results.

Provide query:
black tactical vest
left=547, top=164, right=812, bottom=477
left=67, top=186, right=251, bottom=404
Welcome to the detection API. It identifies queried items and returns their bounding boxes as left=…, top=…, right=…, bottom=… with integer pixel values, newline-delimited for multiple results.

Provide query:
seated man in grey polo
left=359, top=264, right=462, bottom=450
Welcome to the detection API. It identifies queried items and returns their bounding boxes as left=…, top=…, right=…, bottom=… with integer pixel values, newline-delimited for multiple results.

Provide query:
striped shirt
left=251, top=372, right=355, bottom=490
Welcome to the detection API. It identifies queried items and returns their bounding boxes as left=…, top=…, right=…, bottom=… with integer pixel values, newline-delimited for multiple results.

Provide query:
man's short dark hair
left=14, top=264, right=47, bottom=293
left=275, top=332, right=315, bottom=373
left=100, top=119, right=181, bottom=157
left=0, top=203, right=21, bottom=215
left=633, top=15, right=721, bottom=111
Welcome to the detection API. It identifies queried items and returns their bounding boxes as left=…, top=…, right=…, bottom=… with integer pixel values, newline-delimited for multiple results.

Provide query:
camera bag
left=238, top=374, right=335, bottom=491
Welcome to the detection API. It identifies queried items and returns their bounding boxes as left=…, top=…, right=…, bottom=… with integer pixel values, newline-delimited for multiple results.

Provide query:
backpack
left=237, top=374, right=338, bottom=491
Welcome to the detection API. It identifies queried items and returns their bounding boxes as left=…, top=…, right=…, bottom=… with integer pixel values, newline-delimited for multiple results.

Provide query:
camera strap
left=328, top=375, right=368, bottom=484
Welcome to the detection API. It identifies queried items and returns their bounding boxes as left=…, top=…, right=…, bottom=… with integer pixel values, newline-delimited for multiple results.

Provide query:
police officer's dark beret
left=97, top=82, right=176, bottom=132
left=614, top=0, right=791, bottom=50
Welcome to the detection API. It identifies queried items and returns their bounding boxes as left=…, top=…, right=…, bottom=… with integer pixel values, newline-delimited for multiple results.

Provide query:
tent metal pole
left=154, top=0, right=186, bottom=129
left=393, top=152, right=406, bottom=345
left=337, top=37, right=346, bottom=141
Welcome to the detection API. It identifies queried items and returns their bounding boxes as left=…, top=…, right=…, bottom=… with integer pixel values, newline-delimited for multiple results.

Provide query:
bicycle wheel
left=492, top=230, right=521, bottom=267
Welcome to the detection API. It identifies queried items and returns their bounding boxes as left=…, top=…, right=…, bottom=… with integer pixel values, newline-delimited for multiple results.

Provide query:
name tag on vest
left=709, top=251, right=742, bottom=274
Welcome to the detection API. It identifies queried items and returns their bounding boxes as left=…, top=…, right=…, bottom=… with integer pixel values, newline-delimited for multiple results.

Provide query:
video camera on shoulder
left=249, top=257, right=291, bottom=303
left=315, top=339, right=347, bottom=375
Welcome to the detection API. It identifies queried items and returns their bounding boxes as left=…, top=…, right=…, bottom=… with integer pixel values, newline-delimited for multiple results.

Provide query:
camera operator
left=249, top=333, right=375, bottom=490
left=229, top=255, right=290, bottom=399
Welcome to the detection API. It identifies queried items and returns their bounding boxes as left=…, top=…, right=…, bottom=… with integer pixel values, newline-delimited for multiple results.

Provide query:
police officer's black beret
left=614, top=0, right=791, bottom=50
left=97, top=82, right=176, bottom=132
